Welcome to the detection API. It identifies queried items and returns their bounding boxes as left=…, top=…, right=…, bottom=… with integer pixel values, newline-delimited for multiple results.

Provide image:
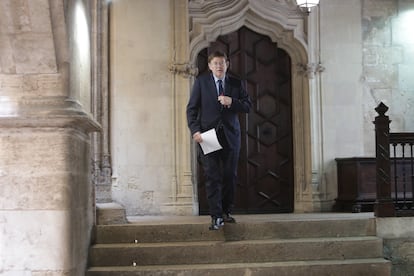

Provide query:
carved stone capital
left=169, top=63, right=198, bottom=78
left=297, top=62, right=325, bottom=79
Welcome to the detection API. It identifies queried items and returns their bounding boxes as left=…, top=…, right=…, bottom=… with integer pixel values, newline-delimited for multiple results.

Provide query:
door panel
left=197, top=26, right=293, bottom=214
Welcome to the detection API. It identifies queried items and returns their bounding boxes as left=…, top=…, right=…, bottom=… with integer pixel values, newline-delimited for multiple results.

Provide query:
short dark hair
left=208, top=51, right=228, bottom=63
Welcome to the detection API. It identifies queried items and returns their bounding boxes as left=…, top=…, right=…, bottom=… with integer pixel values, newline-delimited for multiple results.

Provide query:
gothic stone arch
left=188, top=0, right=313, bottom=212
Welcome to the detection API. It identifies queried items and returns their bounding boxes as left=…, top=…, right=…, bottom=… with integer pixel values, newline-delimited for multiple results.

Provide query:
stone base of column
left=96, top=202, right=128, bottom=224
left=0, top=127, right=95, bottom=274
left=95, top=183, right=113, bottom=203
left=162, top=197, right=197, bottom=215
left=295, top=197, right=335, bottom=213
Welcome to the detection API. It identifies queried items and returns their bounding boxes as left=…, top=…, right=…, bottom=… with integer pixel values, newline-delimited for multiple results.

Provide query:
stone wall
left=109, top=0, right=194, bottom=215
left=362, top=0, right=414, bottom=154
left=318, top=0, right=365, bottom=203
left=377, top=218, right=414, bottom=276
left=317, top=0, right=414, bottom=207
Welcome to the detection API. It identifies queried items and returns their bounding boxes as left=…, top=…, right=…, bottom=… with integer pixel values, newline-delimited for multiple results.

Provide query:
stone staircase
left=87, top=215, right=391, bottom=275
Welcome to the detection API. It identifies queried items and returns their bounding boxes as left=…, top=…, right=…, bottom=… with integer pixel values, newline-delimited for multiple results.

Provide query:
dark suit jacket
left=186, top=73, right=251, bottom=150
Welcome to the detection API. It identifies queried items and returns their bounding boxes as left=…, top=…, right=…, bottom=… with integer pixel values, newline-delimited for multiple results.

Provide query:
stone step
left=87, top=258, right=391, bottom=276
left=88, top=215, right=390, bottom=275
left=88, top=236, right=383, bottom=267
left=93, top=218, right=377, bottom=244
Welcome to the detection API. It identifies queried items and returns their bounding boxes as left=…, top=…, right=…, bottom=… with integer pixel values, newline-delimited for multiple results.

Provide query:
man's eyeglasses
left=210, top=62, right=226, bottom=67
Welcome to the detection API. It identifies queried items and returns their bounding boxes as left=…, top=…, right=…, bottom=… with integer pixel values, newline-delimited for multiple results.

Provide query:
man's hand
left=218, top=95, right=232, bottom=108
left=192, top=131, right=202, bottom=143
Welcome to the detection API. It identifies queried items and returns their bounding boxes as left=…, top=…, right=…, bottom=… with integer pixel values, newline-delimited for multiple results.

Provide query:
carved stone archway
left=188, top=0, right=314, bottom=212
left=93, top=0, right=324, bottom=216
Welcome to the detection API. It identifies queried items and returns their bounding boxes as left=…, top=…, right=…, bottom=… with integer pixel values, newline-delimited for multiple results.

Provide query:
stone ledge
left=0, top=115, right=101, bottom=132
left=96, top=202, right=127, bottom=225
left=0, top=97, right=101, bottom=132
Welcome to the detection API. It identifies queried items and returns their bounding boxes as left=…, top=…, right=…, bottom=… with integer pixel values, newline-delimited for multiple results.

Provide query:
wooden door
left=197, top=26, right=294, bottom=214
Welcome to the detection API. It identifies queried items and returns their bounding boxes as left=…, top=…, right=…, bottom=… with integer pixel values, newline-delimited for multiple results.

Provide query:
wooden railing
left=374, top=102, right=414, bottom=217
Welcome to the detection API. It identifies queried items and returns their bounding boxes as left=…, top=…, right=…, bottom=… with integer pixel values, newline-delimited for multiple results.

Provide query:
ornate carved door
left=197, top=26, right=294, bottom=214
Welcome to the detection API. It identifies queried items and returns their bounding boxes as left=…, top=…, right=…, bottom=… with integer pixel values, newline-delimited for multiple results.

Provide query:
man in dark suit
left=187, top=51, right=251, bottom=230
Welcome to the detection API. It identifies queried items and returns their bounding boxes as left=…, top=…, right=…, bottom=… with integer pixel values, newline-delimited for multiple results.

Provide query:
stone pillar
left=166, top=0, right=197, bottom=214
left=0, top=0, right=99, bottom=275
left=306, top=7, right=330, bottom=211
left=90, top=0, right=112, bottom=204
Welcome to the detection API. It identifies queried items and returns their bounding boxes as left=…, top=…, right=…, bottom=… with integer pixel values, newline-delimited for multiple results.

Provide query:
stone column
left=166, top=0, right=197, bottom=214
left=0, top=0, right=98, bottom=274
left=91, top=0, right=112, bottom=204
left=306, top=7, right=330, bottom=211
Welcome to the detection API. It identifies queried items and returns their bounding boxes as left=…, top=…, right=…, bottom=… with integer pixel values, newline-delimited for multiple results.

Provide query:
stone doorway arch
left=188, top=0, right=313, bottom=212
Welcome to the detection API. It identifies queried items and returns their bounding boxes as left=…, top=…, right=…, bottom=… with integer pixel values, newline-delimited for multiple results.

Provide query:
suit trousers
left=199, top=128, right=239, bottom=218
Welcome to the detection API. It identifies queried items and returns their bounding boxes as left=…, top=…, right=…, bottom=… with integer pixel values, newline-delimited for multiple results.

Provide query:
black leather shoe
left=209, top=217, right=224, bottom=230
left=223, top=213, right=236, bottom=223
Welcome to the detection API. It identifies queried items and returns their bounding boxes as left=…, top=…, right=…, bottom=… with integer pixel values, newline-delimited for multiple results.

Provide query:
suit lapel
left=207, top=74, right=222, bottom=110
left=208, top=74, right=217, bottom=96
left=223, top=76, right=234, bottom=97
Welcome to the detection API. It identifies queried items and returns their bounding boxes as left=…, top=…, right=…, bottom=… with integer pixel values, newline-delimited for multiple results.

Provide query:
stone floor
left=127, top=212, right=375, bottom=225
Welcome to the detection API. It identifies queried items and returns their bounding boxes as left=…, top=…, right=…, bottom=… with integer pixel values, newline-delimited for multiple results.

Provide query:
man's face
left=208, top=57, right=228, bottom=79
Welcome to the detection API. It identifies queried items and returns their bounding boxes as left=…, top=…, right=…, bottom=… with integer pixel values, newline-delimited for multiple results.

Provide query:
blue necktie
left=217, top=79, right=224, bottom=96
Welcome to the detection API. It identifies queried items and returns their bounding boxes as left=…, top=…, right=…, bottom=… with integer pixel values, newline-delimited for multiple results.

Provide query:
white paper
left=199, top=128, right=223, bottom=154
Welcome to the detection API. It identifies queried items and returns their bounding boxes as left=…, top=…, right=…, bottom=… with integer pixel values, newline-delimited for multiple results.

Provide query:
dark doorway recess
left=197, top=26, right=294, bottom=214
